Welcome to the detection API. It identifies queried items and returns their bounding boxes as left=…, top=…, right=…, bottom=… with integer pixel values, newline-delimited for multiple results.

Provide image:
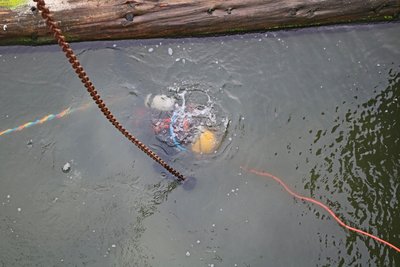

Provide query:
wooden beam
left=0, top=0, right=399, bottom=45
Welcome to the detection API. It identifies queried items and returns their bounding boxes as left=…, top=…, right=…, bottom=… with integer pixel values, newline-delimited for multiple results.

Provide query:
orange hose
left=242, top=167, right=400, bottom=253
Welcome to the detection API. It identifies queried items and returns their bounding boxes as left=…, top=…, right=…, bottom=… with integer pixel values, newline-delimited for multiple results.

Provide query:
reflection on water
left=0, top=23, right=399, bottom=266
left=305, top=70, right=400, bottom=265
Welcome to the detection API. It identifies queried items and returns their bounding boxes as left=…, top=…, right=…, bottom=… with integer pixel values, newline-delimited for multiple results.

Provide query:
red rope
left=242, top=166, right=400, bottom=253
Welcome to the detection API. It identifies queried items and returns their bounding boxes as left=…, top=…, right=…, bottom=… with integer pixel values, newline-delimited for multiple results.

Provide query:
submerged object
left=149, top=86, right=226, bottom=154
left=62, top=162, right=71, bottom=173
left=182, top=176, right=197, bottom=190
left=191, top=128, right=217, bottom=154
left=145, top=94, right=175, bottom=111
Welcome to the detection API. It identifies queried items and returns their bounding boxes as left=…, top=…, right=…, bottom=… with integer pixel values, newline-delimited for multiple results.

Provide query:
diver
left=145, top=89, right=224, bottom=155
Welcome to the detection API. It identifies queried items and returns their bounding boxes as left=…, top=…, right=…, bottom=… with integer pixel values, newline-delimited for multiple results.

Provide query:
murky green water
left=0, top=23, right=399, bottom=266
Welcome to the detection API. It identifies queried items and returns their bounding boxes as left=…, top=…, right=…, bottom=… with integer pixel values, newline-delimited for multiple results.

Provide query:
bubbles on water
left=150, top=82, right=228, bottom=155
left=168, top=47, right=173, bottom=56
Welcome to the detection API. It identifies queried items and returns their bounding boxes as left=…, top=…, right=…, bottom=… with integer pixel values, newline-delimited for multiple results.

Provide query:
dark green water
left=0, top=23, right=399, bottom=266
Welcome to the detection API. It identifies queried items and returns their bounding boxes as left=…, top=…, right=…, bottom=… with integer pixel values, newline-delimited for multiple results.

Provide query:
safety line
left=0, top=107, right=69, bottom=137
left=0, top=102, right=95, bottom=137
left=170, top=111, right=187, bottom=151
left=242, top=167, right=400, bottom=253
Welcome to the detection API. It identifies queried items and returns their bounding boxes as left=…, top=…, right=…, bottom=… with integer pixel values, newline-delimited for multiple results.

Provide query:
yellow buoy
left=191, top=129, right=217, bottom=154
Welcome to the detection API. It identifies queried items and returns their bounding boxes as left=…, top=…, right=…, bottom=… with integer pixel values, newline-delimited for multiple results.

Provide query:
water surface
left=0, top=23, right=399, bottom=266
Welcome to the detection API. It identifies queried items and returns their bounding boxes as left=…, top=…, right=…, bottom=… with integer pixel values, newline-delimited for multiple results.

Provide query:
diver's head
left=145, top=94, right=175, bottom=111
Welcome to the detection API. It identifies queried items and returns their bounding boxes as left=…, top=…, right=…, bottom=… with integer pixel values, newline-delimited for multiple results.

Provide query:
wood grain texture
left=0, top=0, right=399, bottom=45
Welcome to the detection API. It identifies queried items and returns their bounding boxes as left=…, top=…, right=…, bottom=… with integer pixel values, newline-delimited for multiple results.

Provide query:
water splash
left=151, top=83, right=228, bottom=153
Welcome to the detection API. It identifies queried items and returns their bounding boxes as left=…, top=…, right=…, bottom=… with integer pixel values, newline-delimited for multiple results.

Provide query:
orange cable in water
left=242, top=166, right=400, bottom=253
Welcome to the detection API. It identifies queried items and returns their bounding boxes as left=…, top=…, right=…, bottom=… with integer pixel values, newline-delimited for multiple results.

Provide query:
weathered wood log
left=0, top=0, right=399, bottom=45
